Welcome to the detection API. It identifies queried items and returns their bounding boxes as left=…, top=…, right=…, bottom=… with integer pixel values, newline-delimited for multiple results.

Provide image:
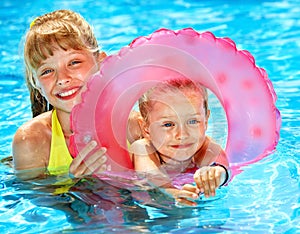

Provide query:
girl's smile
left=34, top=48, right=99, bottom=113
left=55, top=87, right=82, bottom=100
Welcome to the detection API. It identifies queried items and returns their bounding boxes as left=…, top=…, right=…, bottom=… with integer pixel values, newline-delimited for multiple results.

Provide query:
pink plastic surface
left=70, top=28, right=281, bottom=174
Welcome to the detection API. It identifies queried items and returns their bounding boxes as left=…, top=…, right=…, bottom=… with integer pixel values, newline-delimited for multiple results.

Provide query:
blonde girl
left=13, top=10, right=107, bottom=180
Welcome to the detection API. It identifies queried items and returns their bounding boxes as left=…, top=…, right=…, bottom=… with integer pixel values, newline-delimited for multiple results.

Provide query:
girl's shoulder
left=13, top=111, right=52, bottom=151
left=12, top=111, right=53, bottom=178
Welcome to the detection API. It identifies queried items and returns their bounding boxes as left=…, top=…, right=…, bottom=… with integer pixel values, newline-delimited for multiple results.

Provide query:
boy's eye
left=187, top=119, right=200, bottom=125
left=162, top=122, right=175, bottom=128
left=70, top=60, right=81, bottom=66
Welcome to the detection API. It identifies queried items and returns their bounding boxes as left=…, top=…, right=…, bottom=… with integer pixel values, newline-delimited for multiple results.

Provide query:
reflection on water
left=207, top=90, right=228, bottom=148
left=0, top=0, right=299, bottom=232
left=1, top=174, right=230, bottom=232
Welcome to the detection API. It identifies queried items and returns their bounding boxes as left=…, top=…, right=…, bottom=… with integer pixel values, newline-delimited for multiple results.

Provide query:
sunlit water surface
left=0, top=0, right=299, bottom=233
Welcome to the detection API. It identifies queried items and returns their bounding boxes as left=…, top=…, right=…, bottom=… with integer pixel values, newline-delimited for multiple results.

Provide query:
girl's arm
left=13, top=113, right=108, bottom=180
left=12, top=118, right=51, bottom=180
left=69, top=141, right=108, bottom=178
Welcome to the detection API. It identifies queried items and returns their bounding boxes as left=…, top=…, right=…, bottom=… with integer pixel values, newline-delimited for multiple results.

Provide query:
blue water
left=0, top=0, right=299, bottom=233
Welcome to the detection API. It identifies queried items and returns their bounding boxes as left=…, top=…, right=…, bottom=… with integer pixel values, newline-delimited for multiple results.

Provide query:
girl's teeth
left=59, top=89, right=76, bottom=97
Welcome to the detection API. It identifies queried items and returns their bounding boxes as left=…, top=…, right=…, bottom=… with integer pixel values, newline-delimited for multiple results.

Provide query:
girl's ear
left=34, top=78, right=43, bottom=96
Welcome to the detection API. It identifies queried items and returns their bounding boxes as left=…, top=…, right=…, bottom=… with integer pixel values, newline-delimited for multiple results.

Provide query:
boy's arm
left=130, top=139, right=200, bottom=205
left=130, top=139, right=171, bottom=187
left=203, top=138, right=230, bottom=185
left=209, top=147, right=230, bottom=187
left=192, top=138, right=230, bottom=197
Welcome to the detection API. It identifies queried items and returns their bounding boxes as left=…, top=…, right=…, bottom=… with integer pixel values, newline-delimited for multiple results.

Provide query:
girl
left=130, top=78, right=230, bottom=205
left=12, top=10, right=107, bottom=180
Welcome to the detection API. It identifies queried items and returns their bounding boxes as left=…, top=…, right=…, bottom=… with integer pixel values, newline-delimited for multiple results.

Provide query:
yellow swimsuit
left=47, top=109, right=73, bottom=175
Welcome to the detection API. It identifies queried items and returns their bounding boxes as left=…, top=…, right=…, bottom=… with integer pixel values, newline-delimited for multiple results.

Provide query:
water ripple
left=0, top=0, right=299, bottom=232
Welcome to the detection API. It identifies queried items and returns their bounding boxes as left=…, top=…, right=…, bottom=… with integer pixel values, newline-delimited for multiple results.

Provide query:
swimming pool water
left=0, top=0, right=299, bottom=233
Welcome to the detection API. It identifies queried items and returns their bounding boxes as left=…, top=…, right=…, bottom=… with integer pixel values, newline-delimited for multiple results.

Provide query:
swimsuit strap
left=48, top=109, right=73, bottom=175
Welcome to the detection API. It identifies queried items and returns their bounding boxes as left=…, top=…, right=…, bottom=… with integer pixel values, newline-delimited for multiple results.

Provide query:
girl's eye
left=162, top=122, right=175, bottom=128
left=40, top=69, right=53, bottom=77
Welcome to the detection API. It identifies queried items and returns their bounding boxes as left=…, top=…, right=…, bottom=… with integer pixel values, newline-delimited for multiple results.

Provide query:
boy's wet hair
left=24, top=9, right=100, bottom=117
left=139, top=78, right=209, bottom=122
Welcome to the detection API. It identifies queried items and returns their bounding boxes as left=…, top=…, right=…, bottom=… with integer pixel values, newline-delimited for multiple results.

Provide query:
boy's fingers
left=208, top=169, right=216, bottom=196
left=215, top=168, right=221, bottom=187
left=178, top=189, right=199, bottom=200
left=202, top=175, right=211, bottom=197
left=182, top=184, right=199, bottom=193
left=176, top=198, right=197, bottom=206
left=194, top=170, right=203, bottom=193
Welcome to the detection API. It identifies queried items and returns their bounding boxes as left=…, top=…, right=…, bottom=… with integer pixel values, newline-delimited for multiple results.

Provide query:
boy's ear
left=140, top=120, right=151, bottom=139
left=97, top=51, right=107, bottom=64
left=205, top=109, right=211, bottom=129
left=207, top=109, right=210, bottom=119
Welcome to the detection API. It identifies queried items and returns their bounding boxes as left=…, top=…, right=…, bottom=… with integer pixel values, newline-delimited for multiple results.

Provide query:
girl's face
left=145, top=90, right=209, bottom=161
left=34, top=48, right=101, bottom=113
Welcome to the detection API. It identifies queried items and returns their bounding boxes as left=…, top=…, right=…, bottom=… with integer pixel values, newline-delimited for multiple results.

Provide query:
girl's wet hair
left=139, top=78, right=209, bottom=122
left=24, top=9, right=100, bottom=117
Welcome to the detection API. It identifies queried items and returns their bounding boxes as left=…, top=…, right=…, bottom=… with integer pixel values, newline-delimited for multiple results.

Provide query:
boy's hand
left=193, top=165, right=225, bottom=198
left=164, top=184, right=200, bottom=206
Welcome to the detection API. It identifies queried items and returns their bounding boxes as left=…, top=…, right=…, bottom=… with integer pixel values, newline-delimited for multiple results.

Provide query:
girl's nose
left=56, top=68, right=71, bottom=86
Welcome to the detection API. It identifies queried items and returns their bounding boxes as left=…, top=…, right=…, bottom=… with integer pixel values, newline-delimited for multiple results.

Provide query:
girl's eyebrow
left=38, top=50, right=86, bottom=67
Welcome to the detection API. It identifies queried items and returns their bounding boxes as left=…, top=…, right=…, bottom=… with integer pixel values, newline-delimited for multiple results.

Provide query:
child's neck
left=158, top=151, right=196, bottom=173
left=55, top=109, right=73, bottom=137
left=159, top=153, right=194, bottom=165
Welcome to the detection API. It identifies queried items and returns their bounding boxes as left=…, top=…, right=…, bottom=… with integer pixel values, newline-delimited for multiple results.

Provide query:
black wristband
left=210, top=162, right=229, bottom=187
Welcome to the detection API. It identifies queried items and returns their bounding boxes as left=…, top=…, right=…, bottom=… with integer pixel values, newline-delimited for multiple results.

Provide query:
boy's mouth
left=171, top=143, right=193, bottom=149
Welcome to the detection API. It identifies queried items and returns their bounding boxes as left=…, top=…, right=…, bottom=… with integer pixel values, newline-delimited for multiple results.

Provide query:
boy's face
left=145, top=89, right=209, bottom=161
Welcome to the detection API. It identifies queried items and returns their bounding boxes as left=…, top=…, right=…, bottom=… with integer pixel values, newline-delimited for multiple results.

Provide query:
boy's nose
left=175, top=124, right=189, bottom=140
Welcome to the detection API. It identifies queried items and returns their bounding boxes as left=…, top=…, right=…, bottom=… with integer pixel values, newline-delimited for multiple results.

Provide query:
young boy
left=130, top=78, right=229, bottom=205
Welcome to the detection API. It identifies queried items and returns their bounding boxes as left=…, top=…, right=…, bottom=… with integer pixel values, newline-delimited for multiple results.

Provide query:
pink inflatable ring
left=70, top=28, right=281, bottom=174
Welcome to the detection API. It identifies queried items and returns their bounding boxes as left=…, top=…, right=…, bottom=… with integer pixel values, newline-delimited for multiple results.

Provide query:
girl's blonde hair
left=139, top=78, right=209, bottom=123
left=24, top=9, right=100, bottom=117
